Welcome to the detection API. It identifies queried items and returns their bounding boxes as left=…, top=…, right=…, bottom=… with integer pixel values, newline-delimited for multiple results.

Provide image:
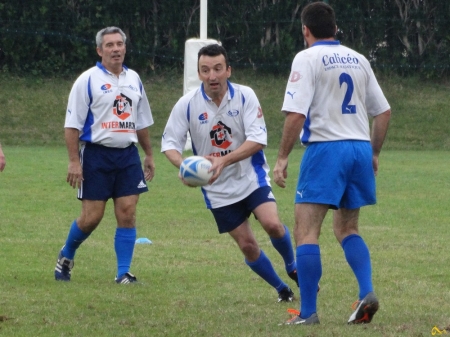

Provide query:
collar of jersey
left=311, top=40, right=340, bottom=47
left=201, top=80, right=235, bottom=101
left=96, top=61, right=129, bottom=74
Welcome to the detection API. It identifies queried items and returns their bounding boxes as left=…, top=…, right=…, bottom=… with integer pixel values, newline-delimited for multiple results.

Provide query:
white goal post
left=183, top=0, right=219, bottom=151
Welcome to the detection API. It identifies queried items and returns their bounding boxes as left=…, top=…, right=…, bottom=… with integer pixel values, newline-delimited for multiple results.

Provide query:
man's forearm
left=371, top=110, right=391, bottom=155
left=277, top=112, right=305, bottom=159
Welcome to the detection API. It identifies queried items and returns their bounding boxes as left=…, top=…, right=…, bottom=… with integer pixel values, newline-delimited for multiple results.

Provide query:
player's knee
left=239, top=240, right=260, bottom=260
left=262, top=221, right=284, bottom=238
left=115, top=201, right=137, bottom=218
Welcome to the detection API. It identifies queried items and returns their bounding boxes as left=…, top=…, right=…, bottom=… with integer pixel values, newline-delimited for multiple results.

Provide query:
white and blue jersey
left=161, top=81, right=271, bottom=209
left=282, top=41, right=390, bottom=144
left=282, top=41, right=390, bottom=209
left=65, top=62, right=154, bottom=148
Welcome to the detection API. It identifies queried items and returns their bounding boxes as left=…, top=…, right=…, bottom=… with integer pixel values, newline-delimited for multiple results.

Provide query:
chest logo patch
left=113, top=93, right=132, bottom=120
left=210, top=121, right=232, bottom=149
left=198, top=112, right=209, bottom=124
left=227, top=109, right=239, bottom=117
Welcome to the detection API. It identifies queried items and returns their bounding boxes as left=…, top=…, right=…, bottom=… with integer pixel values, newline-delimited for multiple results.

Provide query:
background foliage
left=1, top=73, right=449, bottom=149
left=1, top=0, right=449, bottom=78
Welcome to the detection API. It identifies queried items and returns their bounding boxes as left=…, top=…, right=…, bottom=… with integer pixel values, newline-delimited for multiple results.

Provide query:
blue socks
left=295, top=235, right=373, bottom=318
left=115, top=227, right=136, bottom=278
left=342, top=234, right=373, bottom=299
left=270, top=224, right=296, bottom=274
left=62, top=220, right=91, bottom=259
left=245, top=250, right=288, bottom=292
left=296, top=244, right=321, bottom=319
left=61, top=221, right=137, bottom=279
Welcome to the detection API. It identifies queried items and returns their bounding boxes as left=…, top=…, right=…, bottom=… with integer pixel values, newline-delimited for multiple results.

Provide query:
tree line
left=0, top=0, right=448, bottom=78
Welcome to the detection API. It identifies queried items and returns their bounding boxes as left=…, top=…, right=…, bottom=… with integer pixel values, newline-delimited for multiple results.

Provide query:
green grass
left=1, top=146, right=449, bottom=336
left=0, top=71, right=449, bottom=335
left=1, top=72, right=450, bottom=150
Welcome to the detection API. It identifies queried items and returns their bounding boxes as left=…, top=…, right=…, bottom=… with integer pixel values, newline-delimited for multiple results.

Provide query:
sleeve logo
left=289, top=71, right=302, bottom=82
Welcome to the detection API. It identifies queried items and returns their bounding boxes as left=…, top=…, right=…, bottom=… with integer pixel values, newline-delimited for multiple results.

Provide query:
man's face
left=198, top=54, right=231, bottom=100
left=97, top=33, right=126, bottom=70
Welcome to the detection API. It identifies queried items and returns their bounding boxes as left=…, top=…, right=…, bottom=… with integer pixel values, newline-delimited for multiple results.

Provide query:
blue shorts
left=296, top=141, right=376, bottom=209
left=78, top=143, right=148, bottom=200
left=210, top=186, right=275, bottom=234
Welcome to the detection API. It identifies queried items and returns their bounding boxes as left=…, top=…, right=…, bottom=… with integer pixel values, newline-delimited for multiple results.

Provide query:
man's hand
left=178, top=171, right=200, bottom=188
left=143, top=156, right=155, bottom=181
left=273, top=157, right=289, bottom=188
left=204, top=155, right=225, bottom=185
left=67, top=161, right=83, bottom=189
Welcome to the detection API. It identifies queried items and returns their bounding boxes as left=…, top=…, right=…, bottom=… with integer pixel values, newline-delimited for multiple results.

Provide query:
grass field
left=0, top=146, right=449, bottom=336
left=0, top=72, right=449, bottom=336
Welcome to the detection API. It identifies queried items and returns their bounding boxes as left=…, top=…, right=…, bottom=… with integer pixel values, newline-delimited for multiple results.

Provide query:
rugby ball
left=179, top=156, right=213, bottom=187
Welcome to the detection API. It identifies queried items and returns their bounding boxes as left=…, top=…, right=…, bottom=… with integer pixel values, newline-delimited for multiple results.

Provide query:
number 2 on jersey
left=339, top=73, right=356, bottom=114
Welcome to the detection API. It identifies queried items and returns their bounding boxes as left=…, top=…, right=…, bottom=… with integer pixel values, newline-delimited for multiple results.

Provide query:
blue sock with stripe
left=245, top=250, right=288, bottom=292
left=270, top=224, right=296, bottom=273
left=296, top=244, right=321, bottom=319
left=342, top=234, right=373, bottom=299
left=62, top=220, right=91, bottom=260
left=115, top=227, right=136, bottom=278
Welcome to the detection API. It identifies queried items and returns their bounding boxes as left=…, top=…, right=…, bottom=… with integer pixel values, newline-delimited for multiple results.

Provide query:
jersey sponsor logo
left=322, top=53, right=359, bottom=66
left=210, top=121, right=232, bottom=149
left=257, top=106, right=263, bottom=118
left=101, top=83, right=113, bottom=93
left=137, top=180, right=147, bottom=188
left=128, top=85, right=138, bottom=92
left=101, top=121, right=136, bottom=133
left=289, top=71, right=302, bottom=82
left=287, top=91, right=296, bottom=99
left=100, top=93, right=135, bottom=133
left=227, top=109, right=239, bottom=117
left=209, top=149, right=233, bottom=157
left=198, top=112, right=209, bottom=124
left=113, top=93, right=132, bottom=121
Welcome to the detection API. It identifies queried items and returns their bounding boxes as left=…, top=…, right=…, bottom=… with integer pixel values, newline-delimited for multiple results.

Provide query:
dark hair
left=301, top=2, right=336, bottom=39
left=197, top=44, right=230, bottom=69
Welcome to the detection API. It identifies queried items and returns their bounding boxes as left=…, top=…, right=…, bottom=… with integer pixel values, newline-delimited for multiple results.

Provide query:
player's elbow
left=380, top=109, right=391, bottom=120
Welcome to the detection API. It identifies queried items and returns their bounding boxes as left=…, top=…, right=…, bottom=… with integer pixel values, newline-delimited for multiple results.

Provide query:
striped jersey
left=161, top=81, right=271, bottom=209
left=65, top=62, right=153, bottom=148
left=282, top=41, right=390, bottom=145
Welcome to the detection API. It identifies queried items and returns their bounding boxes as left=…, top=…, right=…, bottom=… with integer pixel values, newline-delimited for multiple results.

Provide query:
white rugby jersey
left=161, top=81, right=271, bottom=209
left=65, top=62, right=154, bottom=148
left=282, top=41, right=390, bottom=144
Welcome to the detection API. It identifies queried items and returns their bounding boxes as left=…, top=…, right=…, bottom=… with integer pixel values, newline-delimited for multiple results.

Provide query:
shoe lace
left=351, top=300, right=361, bottom=311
